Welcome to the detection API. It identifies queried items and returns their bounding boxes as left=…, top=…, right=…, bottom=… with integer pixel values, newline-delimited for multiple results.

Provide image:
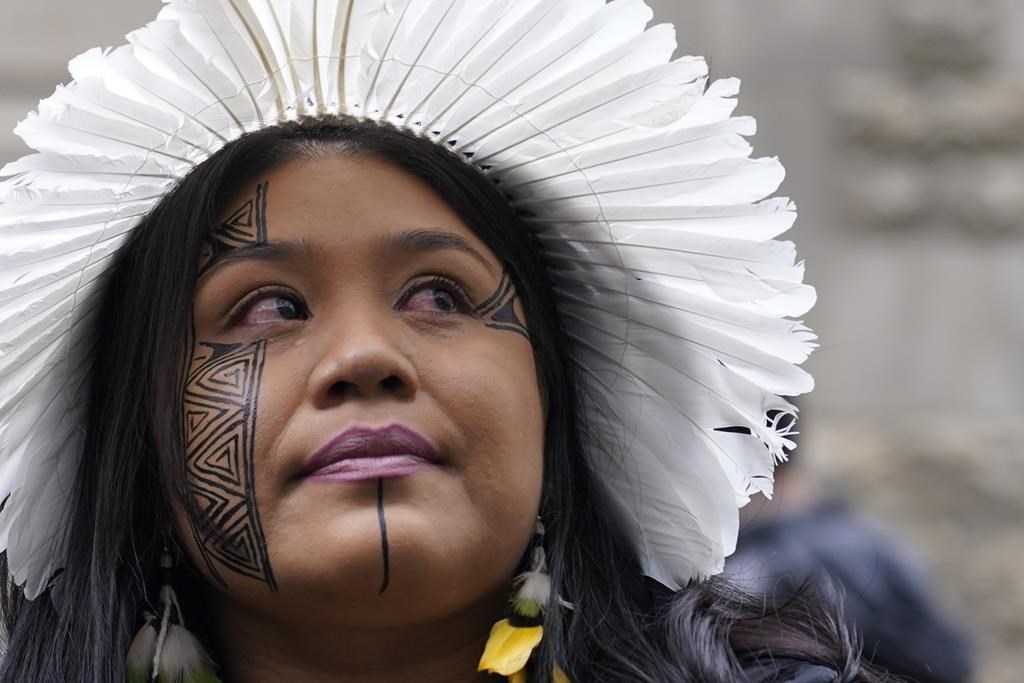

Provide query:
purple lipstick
left=302, top=424, right=440, bottom=483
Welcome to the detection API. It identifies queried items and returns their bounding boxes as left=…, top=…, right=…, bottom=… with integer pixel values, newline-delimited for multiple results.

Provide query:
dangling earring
left=125, top=548, right=223, bottom=683
left=478, top=519, right=571, bottom=682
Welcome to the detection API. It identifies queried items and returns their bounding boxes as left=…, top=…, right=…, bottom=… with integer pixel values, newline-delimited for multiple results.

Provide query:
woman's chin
left=244, top=511, right=511, bottom=626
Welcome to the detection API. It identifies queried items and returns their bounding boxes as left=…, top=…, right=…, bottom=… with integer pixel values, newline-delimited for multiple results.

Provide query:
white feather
left=167, top=0, right=274, bottom=125
left=125, top=619, right=158, bottom=678
left=156, top=624, right=217, bottom=682
left=498, top=118, right=756, bottom=189
left=535, top=198, right=799, bottom=243
left=515, top=570, right=552, bottom=607
left=458, top=58, right=708, bottom=161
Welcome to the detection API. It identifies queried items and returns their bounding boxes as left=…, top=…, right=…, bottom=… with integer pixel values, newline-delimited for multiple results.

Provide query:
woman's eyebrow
left=198, top=239, right=316, bottom=282
left=382, top=228, right=496, bottom=275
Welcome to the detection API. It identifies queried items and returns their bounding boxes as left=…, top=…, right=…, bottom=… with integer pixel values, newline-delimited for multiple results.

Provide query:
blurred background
left=0, top=0, right=1019, bottom=680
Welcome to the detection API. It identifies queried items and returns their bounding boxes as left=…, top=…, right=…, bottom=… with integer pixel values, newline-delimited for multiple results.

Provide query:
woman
left=0, top=1, right=883, bottom=681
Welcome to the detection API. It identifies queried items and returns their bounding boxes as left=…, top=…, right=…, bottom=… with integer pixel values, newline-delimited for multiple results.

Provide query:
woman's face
left=175, top=155, right=544, bottom=628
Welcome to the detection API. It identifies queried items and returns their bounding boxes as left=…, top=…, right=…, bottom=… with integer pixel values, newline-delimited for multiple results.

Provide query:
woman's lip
left=301, top=424, right=440, bottom=481
left=304, top=454, right=432, bottom=482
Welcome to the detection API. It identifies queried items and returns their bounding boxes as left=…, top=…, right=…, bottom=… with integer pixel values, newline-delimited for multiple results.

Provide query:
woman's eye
left=236, top=291, right=308, bottom=325
left=399, top=280, right=471, bottom=314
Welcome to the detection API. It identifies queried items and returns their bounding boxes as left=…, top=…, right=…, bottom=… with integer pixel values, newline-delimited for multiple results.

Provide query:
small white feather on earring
left=128, top=551, right=222, bottom=683
left=510, top=520, right=574, bottom=616
left=511, top=546, right=552, bottom=616
left=154, top=623, right=220, bottom=683
left=125, top=613, right=158, bottom=683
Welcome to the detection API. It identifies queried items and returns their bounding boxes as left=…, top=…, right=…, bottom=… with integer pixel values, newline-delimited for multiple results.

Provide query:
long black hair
left=1, top=116, right=887, bottom=682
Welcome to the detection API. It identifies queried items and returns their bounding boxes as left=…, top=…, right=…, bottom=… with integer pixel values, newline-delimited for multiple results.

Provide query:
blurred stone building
left=1, top=1, right=1021, bottom=681
left=670, top=5, right=1022, bottom=682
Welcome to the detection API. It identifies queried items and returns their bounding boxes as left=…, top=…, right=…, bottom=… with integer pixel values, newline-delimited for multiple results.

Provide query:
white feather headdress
left=0, top=0, right=815, bottom=600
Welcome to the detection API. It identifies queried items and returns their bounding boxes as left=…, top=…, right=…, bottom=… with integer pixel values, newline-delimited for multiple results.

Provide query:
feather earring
left=479, top=520, right=570, bottom=682
left=125, top=550, right=223, bottom=683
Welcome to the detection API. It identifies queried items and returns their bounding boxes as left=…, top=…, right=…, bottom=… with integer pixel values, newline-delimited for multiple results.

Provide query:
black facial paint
left=377, top=477, right=391, bottom=595
left=198, top=180, right=270, bottom=277
left=474, top=272, right=530, bottom=340
left=183, top=340, right=277, bottom=590
left=182, top=182, right=276, bottom=590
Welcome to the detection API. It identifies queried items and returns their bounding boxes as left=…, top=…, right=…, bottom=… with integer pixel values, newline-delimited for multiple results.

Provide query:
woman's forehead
left=197, top=153, right=501, bottom=284
left=214, top=155, right=498, bottom=266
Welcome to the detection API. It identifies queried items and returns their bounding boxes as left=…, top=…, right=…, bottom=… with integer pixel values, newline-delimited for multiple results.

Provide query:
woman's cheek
left=431, top=338, right=544, bottom=505
left=179, top=338, right=279, bottom=591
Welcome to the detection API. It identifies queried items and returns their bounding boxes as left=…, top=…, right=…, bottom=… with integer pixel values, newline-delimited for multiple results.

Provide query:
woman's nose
left=307, top=306, right=419, bottom=407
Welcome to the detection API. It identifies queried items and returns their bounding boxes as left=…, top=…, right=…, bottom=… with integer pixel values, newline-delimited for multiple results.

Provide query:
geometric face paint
left=473, top=272, right=530, bottom=341
left=198, top=180, right=269, bottom=278
left=182, top=339, right=277, bottom=591
left=182, top=181, right=276, bottom=590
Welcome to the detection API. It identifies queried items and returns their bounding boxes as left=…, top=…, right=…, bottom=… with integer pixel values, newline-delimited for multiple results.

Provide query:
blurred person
left=727, top=411, right=975, bottom=683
